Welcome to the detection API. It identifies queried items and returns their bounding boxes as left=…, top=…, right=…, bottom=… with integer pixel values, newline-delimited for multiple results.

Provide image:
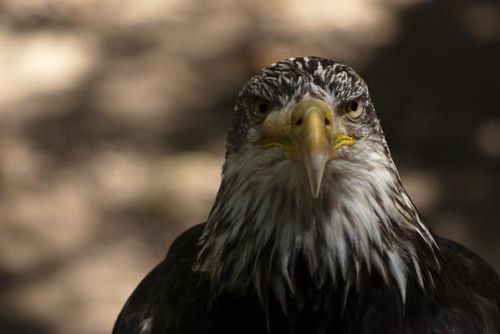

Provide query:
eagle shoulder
left=112, top=223, right=206, bottom=334
left=432, top=236, right=500, bottom=333
left=437, top=237, right=500, bottom=304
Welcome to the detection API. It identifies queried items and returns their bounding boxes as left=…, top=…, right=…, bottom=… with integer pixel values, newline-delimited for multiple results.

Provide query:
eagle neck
left=195, top=149, right=439, bottom=311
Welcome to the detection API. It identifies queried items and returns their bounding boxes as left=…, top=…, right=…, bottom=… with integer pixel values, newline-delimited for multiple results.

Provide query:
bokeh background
left=0, top=0, right=499, bottom=333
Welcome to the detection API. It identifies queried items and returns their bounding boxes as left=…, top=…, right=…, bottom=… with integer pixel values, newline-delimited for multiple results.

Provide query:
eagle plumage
left=113, top=57, right=500, bottom=334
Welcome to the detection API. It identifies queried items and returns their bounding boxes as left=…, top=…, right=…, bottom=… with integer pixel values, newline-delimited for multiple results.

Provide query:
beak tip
left=309, top=174, right=323, bottom=198
left=305, top=152, right=327, bottom=198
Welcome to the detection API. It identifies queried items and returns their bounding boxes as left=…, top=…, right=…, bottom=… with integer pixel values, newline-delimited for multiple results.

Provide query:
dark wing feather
left=438, top=237, right=500, bottom=304
left=432, top=237, right=500, bottom=333
left=112, top=223, right=207, bottom=334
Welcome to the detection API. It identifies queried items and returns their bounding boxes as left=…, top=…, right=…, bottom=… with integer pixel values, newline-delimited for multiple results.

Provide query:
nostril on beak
left=324, top=118, right=331, bottom=126
left=295, top=118, right=303, bottom=127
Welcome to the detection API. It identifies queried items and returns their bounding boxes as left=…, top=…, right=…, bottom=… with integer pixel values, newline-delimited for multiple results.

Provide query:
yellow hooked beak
left=259, top=98, right=356, bottom=198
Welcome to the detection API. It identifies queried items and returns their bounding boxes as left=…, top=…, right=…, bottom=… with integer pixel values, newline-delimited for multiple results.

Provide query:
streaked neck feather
left=196, top=146, right=438, bottom=311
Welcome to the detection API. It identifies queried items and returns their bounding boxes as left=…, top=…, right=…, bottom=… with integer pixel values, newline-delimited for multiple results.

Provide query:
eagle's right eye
left=258, top=102, right=269, bottom=114
left=250, top=98, right=272, bottom=122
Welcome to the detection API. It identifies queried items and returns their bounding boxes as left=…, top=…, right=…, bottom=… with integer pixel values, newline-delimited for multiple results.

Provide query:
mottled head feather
left=226, top=57, right=372, bottom=153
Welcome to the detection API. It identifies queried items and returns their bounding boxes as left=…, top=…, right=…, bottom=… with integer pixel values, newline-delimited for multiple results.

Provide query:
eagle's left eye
left=345, top=99, right=364, bottom=120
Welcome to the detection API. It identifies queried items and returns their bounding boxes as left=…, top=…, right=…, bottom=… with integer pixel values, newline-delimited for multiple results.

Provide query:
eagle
left=113, top=57, right=500, bottom=333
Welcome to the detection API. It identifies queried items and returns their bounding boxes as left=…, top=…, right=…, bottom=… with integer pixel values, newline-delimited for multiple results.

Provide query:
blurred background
left=0, top=0, right=499, bottom=333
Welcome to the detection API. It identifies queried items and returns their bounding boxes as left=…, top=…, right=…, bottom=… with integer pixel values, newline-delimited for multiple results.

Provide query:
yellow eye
left=346, top=99, right=364, bottom=120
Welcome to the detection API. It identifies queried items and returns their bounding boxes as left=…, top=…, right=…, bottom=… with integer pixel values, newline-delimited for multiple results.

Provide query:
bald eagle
left=113, top=57, right=500, bottom=334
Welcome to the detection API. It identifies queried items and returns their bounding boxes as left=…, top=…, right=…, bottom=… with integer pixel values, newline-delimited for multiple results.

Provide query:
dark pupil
left=258, top=103, right=268, bottom=114
left=350, top=101, right=358, bottom=111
